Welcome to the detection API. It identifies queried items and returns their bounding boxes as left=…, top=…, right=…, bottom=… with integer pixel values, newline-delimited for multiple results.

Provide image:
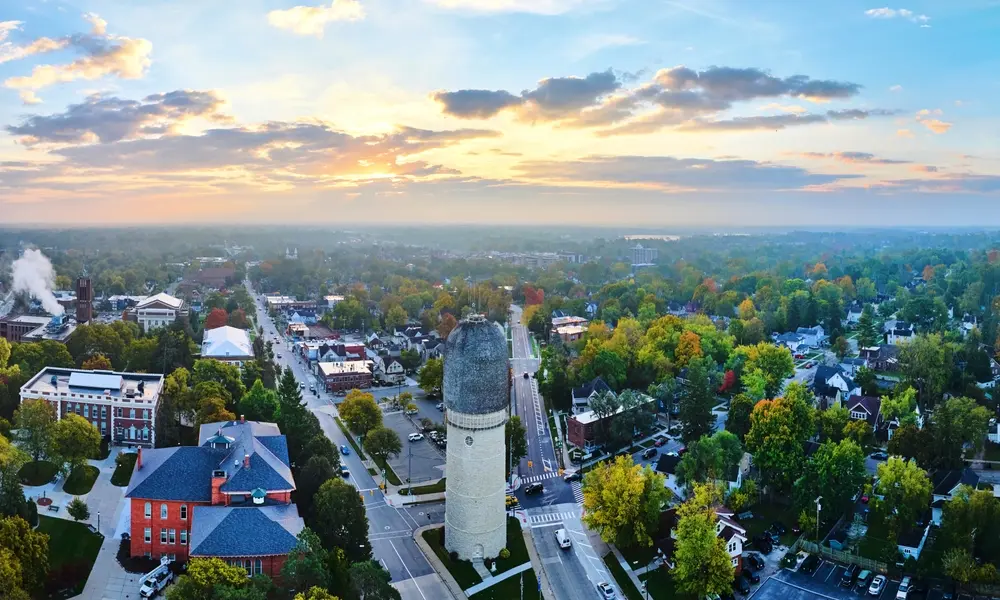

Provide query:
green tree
left=676, top=430, right=743, bottom=488
left=817, top=404, right=849, bottom=442
left=349, top=560, right=401, bottom=600
left=581, top=455, right=671, bottom=548
left=417, top=358, right=443, bottom=397
left=237, top=380, right=279, bottom=422
left=297, top=456, right=336, bottom=516
left=0, top=546, right=30, bottom=600
left=505, top=415, right=528, bottom=474
left=278, top=366, right=304, bottom=408
left=939, top=485, right=1000, bottom=566
left=585, top=348, right=627, bottom=390
left=123, top=337, right=158, bottom=373
left=67, top=497, right=90, bottom=522
left=726, top=393, right=755, bottom=441
left=0, top=433, right=29, bottom=521
left=873, top=457, right=931, bottom=537
left=240, top=360, right=263, bottom=392
left=166, top=557, right=257, bottom=600
left=53, top=414, right=101, bottom=470
left=899, top=333, right=953, bottom=408
left=745, top=383, right=814, bottom=493
left=842, top=419, right=873, bottom=448
left=0, top=515, right=49, bottom=593
left=679, top=356, right=717, bottom=444
left=398, top=348, right=421, bottom=372
left=887, top=423, right=933, bottom=465
left=192, top=358, right=246, bottom=410
left=793, top=439, right=866, bottom=520
left=589, top=390, right=621, bottom=444
left=384, top=305, right=409, bottom=332
left=857, top=305, right=881, bottom=349
left=13, top=399, right=55, bottom=462
left=832, top=336, right=849, bottom=359
left=673, top=483, right=734, bottom=599
left=929, top=396, right=991, bottom=468
left=281, top=528, right=329, bottom=593
left=340, top=391, right=382, bottom=440
left=294, top=588, right=341, bottom=600
left=364, top=427, right=402, bottom=471
left=195, top=397, right=236, bottom=426
left=81, top=353, right=113, bottom=371
left=312, top=478, right=371, bottom=563
left=610, top=389, right=655, bottom=447
left=735, top=342, right=794, bottom=399
left=854, top=366, right=878, bottom=396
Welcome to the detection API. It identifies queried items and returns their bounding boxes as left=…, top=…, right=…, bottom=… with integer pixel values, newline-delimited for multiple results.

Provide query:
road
left=246, top=281, right=450, bottom=600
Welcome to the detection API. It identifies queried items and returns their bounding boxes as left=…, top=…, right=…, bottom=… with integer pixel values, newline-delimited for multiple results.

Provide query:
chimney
left=136, top=447, right=142, bottom=470
left=240, top=414, right=245, bottom=424
left=243, top=454, right=250, bottom=469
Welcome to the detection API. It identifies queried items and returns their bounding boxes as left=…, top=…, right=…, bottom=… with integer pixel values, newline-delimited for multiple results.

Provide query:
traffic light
left=558, top=468, right=564, bottom=475
left=527, top=460, right=533, bottom=468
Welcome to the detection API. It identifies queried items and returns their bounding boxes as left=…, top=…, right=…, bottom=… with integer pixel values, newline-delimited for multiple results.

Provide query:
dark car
left=642, top=448, right=658, bottom=460
left=800, top=554, right=820, bottom=574
left=742, top=568, right=760, bottom=583
left=523, top=372, right=529, bottom=379
left=563, top=471, right=582, bottom=483
left=525, top=483, right=544, bottom=495
left=753, top=534, right=773, bottom=554
left=770, top=522, right=787, bottom=536
left=735, top=576, right=750, bottom=595
left=841, top=564, right=859, bottom=587
left=871, top=451, right=889, bottom=460
left=746, top=553, right=764, bottom=571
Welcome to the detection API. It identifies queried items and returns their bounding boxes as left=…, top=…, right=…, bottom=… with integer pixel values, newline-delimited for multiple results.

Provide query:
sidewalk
left=412, top=525, right=464, bottom=600
left=522, top=528, right=556, bottom=600
left=610, top=544, right=646, bottom=597
left=465, top=561, right=532, bottom=595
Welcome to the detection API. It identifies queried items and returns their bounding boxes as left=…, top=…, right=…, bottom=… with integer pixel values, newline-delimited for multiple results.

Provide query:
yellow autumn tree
left=675, top=330, right=703, bottom=368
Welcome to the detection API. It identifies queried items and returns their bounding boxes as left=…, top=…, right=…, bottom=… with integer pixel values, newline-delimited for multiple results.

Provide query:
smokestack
left=243, top=454, right=250, bottom=469
left=12, top=249, right=64, bottom=316
left=136, top=447, right=142, bottom=470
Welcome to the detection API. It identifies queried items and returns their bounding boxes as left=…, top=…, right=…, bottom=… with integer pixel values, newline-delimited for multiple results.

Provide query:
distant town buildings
left=0, top=314, right=77, bottom=343
left=317, top=361, right=372, bottom=392
left=631, top=243, right=657, bottom=267
left=135, top=293, right=186, bottom=331
left=21, top=367, right=164, bottom=446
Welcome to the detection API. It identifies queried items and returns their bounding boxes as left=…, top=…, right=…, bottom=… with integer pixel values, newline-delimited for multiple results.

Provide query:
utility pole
left=815, top=495, right=823, bottom=543
left=407, top=441, right=413, bottom=495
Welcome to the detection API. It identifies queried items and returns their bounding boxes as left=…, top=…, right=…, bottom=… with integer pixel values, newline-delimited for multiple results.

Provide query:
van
left=841, top=564, right=859, bottom=587
left=555, top=528, right=571, bottom=549
left=896, top=576, right=911, bottom=600
left=856, top=570, right=872, bottom=591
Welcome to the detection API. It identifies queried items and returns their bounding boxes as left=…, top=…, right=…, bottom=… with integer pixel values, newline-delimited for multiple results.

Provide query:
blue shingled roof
left=189, top=505, right=304, bottom=557
left=256, top=436, right=290, bottom=466
left=222, top=451, right=295, bottom=492
left=125, top=446, right=226, bottom=501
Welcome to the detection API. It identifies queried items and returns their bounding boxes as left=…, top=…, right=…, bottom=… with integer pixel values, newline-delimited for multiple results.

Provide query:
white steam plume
left=12, top=248, right=64, bottom=316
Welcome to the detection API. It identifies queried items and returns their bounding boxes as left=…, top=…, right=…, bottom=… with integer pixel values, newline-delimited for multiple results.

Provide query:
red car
left=794, top=353, right=805, bottom=359
left=654, top=438, right=667, bottom=447
left=861, top=495, right=869, bottom=504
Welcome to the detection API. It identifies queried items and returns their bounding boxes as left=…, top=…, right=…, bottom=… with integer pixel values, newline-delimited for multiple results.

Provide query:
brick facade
left=130, top=497, right=206, bottom=560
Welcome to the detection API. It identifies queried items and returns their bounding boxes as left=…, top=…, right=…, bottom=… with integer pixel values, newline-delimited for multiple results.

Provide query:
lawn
left=602, top=552, right=643, bottom=600
left=421, top=526, right=482, bottom=589
left=469, top=569, right=541, bottom=600
left=19, top=460, right=59, bottom=486
left=399, top=478, right=446, bottom=495
left=38, top=515, right=102, bottom=599
left=619, top=543, right=658, bottom=570
left=740, top=501, right=800, bottom=547
left=111, top=453, right=137, bottom=487
left=492, top=517, right=530, bottom=575
left=983, top=442, right=1000, bottom=462
left=63, top=465, right=99, bottom=495
left=639, top=568, right=678, bottom=600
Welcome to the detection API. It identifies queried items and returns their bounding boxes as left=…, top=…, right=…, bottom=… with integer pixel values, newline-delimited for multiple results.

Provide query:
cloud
left=513, top=155, right=857, bottom=190
left=877, top=174, right=1000, bottom=194
left=800, top=151, right=909, bottom=164
left=915, top=108, right=952, bottom=134
left=889, top=84, right=902, bottom=92
left=0, top=21, right=68, bottom=65
left=267, top=0, right=365, bottom=37
left=897, top=128, right=914, bottom=138
left=759, top=103, right=807, bottom=114
left=864, top=7, right=930, bottom=25
left=674, top=109, right=896, bottom=132
left=570, top=34, right=644, bottom=59
left=7, top=90, right=231, bottom=144
left=423, top=0, right=596, bottom=15
left=3, top=15, right=152, bottom=101
left=911, top=165, right=939, bottom=173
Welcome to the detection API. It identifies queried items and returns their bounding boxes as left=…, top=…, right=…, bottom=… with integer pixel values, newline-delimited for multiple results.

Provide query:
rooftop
left=202, top=326, right=253, bottom=359
left=190, top=504, right=304, bottom=558
left=137, top=292, right=183, bottom=309
left=318, top=361, right=371, bottom=376
left=443, top=315, right=509, bottom=415
left=21, top=367, right=163, bottom=402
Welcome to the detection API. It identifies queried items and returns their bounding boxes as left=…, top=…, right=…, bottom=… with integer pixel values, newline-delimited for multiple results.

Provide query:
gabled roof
left=847, top=395, right=882, bottom=427
left=189, top=505, right=304, bottom=557
left=200, top=420, right=294, bottom=493
left=202, top=326, right=253, bottom=359
left=125, top=446, right=225, bottom=501
left=777, top=332, right=804, bottom=342
left=931, top=468, right=979, bottom=496
left=572, top=377, right=611, bottom=401
left=137, top=292, right=183, bottom=310
left=656, top=453, right=681, bottom=475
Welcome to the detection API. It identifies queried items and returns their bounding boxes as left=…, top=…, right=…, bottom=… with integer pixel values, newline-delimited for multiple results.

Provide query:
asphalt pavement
left=246, top=281, right=451, bottom=600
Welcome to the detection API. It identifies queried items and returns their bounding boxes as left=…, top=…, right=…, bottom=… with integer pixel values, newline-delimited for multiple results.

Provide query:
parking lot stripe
left=824, top=564, right=836, bottom=583
left=769, top=577, right=843, bottom=600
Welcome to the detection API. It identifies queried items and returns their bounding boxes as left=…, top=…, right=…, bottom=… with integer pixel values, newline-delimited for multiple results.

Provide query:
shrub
left=18, top=498, right=38, bottom=527
left=68, top=497, right=90, bottom=522
left=499, top=548, right=510, bottom=560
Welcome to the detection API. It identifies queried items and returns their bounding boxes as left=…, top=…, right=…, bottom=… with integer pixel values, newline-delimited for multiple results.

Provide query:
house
left=714, top=507, right=747, bottom=574
left=555, top=325, right=586, bottom=343
left=796, top=326, right=826, bottom=347
left=380, top=357, right=405, bottom=385
left=846, top=305, right=864, bottom=325
left=366, top=332, right=383, bottom=350
left=124, top=417, right=304, bottom=574
left=135, top=293, right=186, bottom=331
left=961, top=314, right=978, bottom=337
left=897, top=525, right=930, bottom=560
left=846, top=395, right=883, bottom=430
left=21, top=367, right=163, bottom=447
left=930, top=469, right=979, bottom=525
left=859, top=345, right=900, bottom=372
left=288, top=309, right=318, bottom=325
left=421, top=338, right=443, bottom=360
left=775, top=332, right=806, bottom=352
left=566, top=393, right=656, bottom=450
left=317, top=361, right=372, bottom=392
left=571, top=377, right=611, bottom=415
left=201, top=326, right=254, bottom=367
left=838, top=358, right=867, bottom=378
left=887, top=328, right=916, bottom=345
left=551, top=315, right=589, bottom=328
left=287, top=323, right=309, bottom=338
left=813, top=365, right=859, bottom=403
left=324, top=295, right=345, bottom=309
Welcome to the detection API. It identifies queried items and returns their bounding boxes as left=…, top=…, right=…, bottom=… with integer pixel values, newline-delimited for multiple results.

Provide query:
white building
left=20, top=367, right=163, bottom=447
left=201, top=326, right=254, bottom=366
left=136, top=293, right=185, bottom=331
left=631, top=243, right=657, bottom=266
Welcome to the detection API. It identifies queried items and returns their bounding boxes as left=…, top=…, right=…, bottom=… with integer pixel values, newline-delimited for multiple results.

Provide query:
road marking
left=387, top=540, right=428, bottom=600
left=824, top=564, right=836, bottom=583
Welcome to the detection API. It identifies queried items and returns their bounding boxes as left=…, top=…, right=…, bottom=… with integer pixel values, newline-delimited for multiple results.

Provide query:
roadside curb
left=523, top=528, right=556, bottom=600
left=413, top=525, right=465, bottom=600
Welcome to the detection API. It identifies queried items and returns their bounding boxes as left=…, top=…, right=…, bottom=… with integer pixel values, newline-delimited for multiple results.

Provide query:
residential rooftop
left=21, top=367, right=163, bottom=402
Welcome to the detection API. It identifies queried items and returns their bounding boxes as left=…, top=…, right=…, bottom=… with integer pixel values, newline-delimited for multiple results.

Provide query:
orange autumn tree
left=82, top=354, right=112, bottom=371
left=675, top=330, right=703, bottom=368
left=204, top=308, right=229, bottom=330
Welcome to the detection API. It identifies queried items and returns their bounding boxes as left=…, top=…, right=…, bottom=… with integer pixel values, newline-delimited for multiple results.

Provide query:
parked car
left=299, top=383, right=306, bottom=389
left=861, top=494, right=870, bottom=503
left=596, top=582, right=616, bottom=600
left=752, top=534, right=773, bottom=555
left=770, top=522, right=787, bottom=536
left=800, top=554, right=820, bottom=574
left=405, top=408, right=418, bottom=415
left=856, top=570, right=872, bottom=591
left=897, top=576, right=912, bottom=600
left=340, top=445, right=350, bottom=455
left=276, top=354, right=282, bottom=359
left=745, top=553, right=764, bottom=571
left=436, top=403, right=444, bottom=411
left=340, top=464, right=350, bottom=477
left=742, top=567, right=760, bottom=583
left=735, top=575, right=750, bottom=595
left=869, top=575, right=887, bottom=596
left=871, top=451, right=889, bottom=460
left=841, top=564, right=859, bottom=587
left=525, top=483, right=544, bottom=495
left=654, top=438, right=667, bottom=447
left=408, top=433, right=424, bottom=442
left=563, top=471, right=582, bottom=483
left=642, top=448, right=658, bottom=460
left=523, top=372, right=529, bottom=379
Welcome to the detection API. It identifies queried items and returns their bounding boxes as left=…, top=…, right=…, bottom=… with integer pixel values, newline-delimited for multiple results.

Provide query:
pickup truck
left=139, top=558, right=174, bottom=598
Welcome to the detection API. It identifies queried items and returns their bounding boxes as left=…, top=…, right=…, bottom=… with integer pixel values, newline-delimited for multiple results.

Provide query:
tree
left=929, top=396, right=991, bottom=468
left=81, top=354, right=112, bottom=371
left=676, top=430, right=743, bottom=488
left=240, top=360, right=263, bottom=392
left=680, top=356, right=717, bottom=444
left=398, top=348, right=421, bottom=372
left=364, top=427, right=402, bottom=470
left=196, top=397, right=235, bottom=426
left=673, top=483, right=733, bottom=599
left=278, top=366, right=304, bottom=408
left=880, top=387, right=917, bottom=424
left=581, top=455, right=671, bottom=548
left=123, top=337, right=158, bottom=373
left=166, top=557, right=256, bottom=600
left=942, top=547, right=976, bottom=585
left=888, top=423, right=933, bottom=465
left=675, top=331, right=703, bottom=368
left=832, top=336, right=849, bottom=359
left=67, top=497, right=90, bottom=522
left=585, top=348, right=627, bottom=390
left=238, top=380, right=279, bottom=422
left=0, top=515, right=49, bottom=593
left=204, top=308, right=229, bottom=330
left=281, top=528, right=329, bottom=593
left=589, top=390, right=620, bottom=444
left=384, top=306, right=408, bottom=332
left=793, top=439, right=866, bottom=521
left=506, top=415, right=527, bottom=474
left=842, top=419, right=873, bottom=448
left=297, top=456, right=335, bottom=516
left=312, top=478, right=371, bottom=563
left=350, top=560, right=401, bottom=600
left=611, top=389, right=655, bottom=447
left=294, top=588, right=341, bottom=600
left=192, top=359, right=246, bottom=409
left=0, top=546, right=30, bottom=600
left=53, top=414, right=101, bottom=470
left=0, top=433, right=28, bottom=520
left=418, top=358, right=443, bottom=397
left=854, top=367, right=878, bottom=396
left=857, top=305, right=881, bottom=349
left=437, top=313, right=458, bottom=340
left=13, top=399, right=55, bottom=462
left=727, top=393, right=755, bottom=441
left=939, top=485, right=1000, bottom=567
left=228, top=308, right=248, bottom=329
left=735, top=343, right=794, bottom=399
left=873, top=457, right=931, bottom=536
left=817, top=404, right=849, bottom=442
left=745, top=384, right=814, bottom=493
left=340, top=391, right=382, bottom=439
left=899, top=333, right=953, bottom=408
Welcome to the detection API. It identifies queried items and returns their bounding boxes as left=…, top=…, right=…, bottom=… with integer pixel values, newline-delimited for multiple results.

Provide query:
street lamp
left=97, top=510, right=100, bottom=533
left=814, top=496, right=822, bottom=543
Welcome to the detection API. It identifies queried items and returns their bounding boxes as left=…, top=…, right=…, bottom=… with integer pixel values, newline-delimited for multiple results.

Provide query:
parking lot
left=381, top=412, right=446, bottom=486
left=751, top=561, right=902, bottom=600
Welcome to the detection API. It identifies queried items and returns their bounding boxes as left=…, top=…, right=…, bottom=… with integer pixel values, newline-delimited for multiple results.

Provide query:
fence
left=796, top=540, right=889, bottom=574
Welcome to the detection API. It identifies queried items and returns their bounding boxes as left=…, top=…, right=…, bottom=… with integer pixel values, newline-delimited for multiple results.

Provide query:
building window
left=160, top=529, right=167, bottom=544
left=84, top=405, right=89, bottom=418
left=101, top=406, right=107, bottom=417
left=101, top=422, right=107, bottom=434
left=169, top=529, right=176, bottom=544
left=144, top=502, right=151, bottom=518
left=180, top=505, right=187, bottom=520
left=728, top=542, right=737, bottom=553
left=117, top=407, right=123, bottom=417
left=255, top=559, right=262, bottom=575
left=160, top=504, right=167, bottom=519
left=144, top=528, right=151, bottom=543
left=180, top=530, right=187, bottom=546
left=130, top=408, right=136, bottom=419
left=143, top=427, right=149, bottom=441
left=732, top=557, right=739, bottom=567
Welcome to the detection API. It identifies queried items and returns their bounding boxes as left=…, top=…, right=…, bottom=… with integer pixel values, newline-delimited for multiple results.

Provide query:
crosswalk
left=571, top=482, right=584, bottom=505
left=528, top=510, right=580, bottom=525
left=521, top=472, right=559, bottom=484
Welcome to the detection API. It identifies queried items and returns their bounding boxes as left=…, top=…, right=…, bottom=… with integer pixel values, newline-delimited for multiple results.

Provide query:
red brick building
left=317, top=360, right=372, bottom=392
left=124, top=418, right=303, bottom=575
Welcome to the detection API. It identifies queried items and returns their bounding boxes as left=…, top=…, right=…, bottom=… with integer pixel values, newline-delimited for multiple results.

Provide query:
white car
left=896, top=576, right=910, bottom=600
left=408, top=433, right=424, bottom=442
left=596, top=582, right=616, bottom=599
left=868, top=575, right=886, bottom=596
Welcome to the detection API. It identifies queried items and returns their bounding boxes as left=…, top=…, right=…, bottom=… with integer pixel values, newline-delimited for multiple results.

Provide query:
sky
left=0, top=0, right=998, bottom=227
